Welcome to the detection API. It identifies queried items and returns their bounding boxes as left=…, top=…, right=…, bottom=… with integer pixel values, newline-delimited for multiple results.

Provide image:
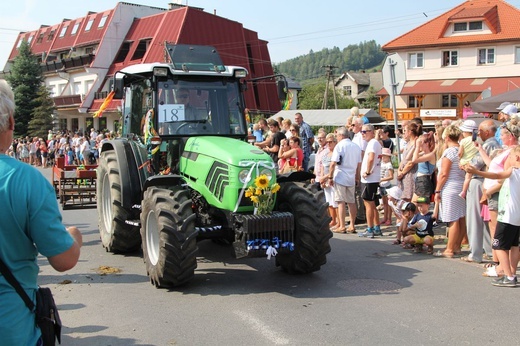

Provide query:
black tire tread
left=275, top=182, right=332, bottom=274
left=141, top=187, right=198, bottom=288
left=97, top=150, right=141, bottom=253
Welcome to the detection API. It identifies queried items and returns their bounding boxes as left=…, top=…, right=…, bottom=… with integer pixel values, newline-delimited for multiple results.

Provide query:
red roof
left=72, top=11, right=112, bottom=48
left=7, top=4, right=279, bottom=114
left=377, top=76, right=520, bottom=96
left=50, top=19, right=80, bottom=52
left=8, top=9, right=115, bottom=62
left=30, top=24, right=61, bottom=60
left=383, top=0, right=520, bottom=50
left=107, top=7, right=279, bottom=113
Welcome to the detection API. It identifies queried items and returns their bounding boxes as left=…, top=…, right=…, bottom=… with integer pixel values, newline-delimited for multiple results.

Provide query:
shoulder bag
left=0, top=258, right=62, bottom=346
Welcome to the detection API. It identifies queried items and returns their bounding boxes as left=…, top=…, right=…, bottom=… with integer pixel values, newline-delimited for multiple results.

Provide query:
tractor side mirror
left=113, top=77, right=124, bottom=99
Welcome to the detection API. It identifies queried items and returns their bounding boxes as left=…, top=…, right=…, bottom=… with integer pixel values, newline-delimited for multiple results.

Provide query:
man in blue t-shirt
left=0, top=80, right=82, bottom=345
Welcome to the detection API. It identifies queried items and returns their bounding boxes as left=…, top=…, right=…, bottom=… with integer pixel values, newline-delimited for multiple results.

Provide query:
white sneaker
left=483, top=266, right=498, bottom=277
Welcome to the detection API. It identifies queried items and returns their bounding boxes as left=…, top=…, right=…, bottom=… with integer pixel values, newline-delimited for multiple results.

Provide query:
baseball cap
left=501, top=104, right=518, bottom=116
left=416, top=196, right=430, bottom=204
left=401, top=202, right=416, bottom=212
left=497, top=102, right=512, bottom=110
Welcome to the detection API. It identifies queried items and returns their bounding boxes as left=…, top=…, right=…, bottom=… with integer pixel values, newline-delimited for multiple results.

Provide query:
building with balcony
left=378, top=0, right=520, bottom=123
left=3, top=2, right=279, bottom=134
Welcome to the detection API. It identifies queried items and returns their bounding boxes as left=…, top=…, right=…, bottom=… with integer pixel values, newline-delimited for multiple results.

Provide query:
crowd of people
left=4, top=128, right=114, bottom=167
left=253, top=112, right=314, bottom=174
left=306, top=105, right=520, bottom=288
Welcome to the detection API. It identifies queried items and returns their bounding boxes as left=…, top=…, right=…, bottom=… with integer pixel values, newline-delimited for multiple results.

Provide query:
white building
left=378, top=0, right=520, bottom=122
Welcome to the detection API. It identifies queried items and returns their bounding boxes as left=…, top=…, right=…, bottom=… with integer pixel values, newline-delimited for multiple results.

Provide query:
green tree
left=5, top=40, right=43, bottom=136
left=298, top=83, right=326, bottom=109
left=298, top=82, right=358, bottom=110
left=360, top=86, right=379, bottom=110
left=28, top=85, right=55, bottom=138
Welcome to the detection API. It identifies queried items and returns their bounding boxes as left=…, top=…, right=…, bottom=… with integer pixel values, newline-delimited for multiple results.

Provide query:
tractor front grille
left=206, top=161, right=229, bottom=202
left=232, top=212, right=294, bottom=258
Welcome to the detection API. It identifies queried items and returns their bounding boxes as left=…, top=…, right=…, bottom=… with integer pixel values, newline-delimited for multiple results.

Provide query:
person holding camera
left=0, top=80, right=82, bottom=345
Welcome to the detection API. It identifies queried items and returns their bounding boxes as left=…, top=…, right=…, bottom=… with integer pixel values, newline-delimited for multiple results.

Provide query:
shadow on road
left=160, top=235, right=433, bottom=299
left=61, top=333, right=155, bottom=346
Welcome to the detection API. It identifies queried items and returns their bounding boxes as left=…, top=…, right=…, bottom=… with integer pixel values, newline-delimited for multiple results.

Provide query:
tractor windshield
left=155, top=79, right=247, bottom=137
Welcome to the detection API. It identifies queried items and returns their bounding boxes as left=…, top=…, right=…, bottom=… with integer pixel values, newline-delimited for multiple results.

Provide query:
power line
left=0, top=27, right=28, bottom=32
left=266, top=6, right=454, bottom=42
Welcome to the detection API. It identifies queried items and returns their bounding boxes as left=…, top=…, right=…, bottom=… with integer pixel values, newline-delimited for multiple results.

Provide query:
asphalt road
left=38, top=166, right=518, bottom=346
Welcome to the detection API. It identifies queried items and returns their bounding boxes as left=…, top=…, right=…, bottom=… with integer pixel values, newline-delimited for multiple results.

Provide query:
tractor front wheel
left=275, top=182, right=332, bottom=274
left=141, top=187, right=198, bottom=288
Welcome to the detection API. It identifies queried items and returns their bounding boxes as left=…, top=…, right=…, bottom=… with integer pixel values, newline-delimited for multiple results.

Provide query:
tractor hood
left=184, top=136, right=269, bottom=165
left=179, top=136, right=276, bottom=211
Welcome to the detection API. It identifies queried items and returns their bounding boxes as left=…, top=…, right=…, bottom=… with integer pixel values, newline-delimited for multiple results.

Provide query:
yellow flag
left=94, top=91, right=115, bottom=118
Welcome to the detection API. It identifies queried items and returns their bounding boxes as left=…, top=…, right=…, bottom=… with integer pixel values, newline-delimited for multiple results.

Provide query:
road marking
left=233, top=310, right=290, bottom=345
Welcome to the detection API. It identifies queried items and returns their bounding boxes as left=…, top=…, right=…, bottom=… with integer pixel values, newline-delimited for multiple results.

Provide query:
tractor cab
left=116, top=44, right=249, bottom=142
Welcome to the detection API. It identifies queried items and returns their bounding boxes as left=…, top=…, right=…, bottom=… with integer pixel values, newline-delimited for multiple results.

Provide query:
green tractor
left=97, top=44, right=331, bottom=288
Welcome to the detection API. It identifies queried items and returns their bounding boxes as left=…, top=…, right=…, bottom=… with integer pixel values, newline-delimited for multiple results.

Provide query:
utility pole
left=322, top=65, right=338, bottom=109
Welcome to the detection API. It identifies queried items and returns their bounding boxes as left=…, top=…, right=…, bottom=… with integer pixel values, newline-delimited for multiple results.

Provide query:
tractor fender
left=276, top=170, right=315, bottom=183
left=100, top=139, right=146, bottom=210
left=142, top=174, right=185, bottom=193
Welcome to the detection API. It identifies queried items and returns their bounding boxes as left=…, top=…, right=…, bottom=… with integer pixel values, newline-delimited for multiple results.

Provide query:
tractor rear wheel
left=141, top=187, right=198, bottom=288
left=275, top=182, right=332, bottom=274
left=97, top=150, right=141, bottom=253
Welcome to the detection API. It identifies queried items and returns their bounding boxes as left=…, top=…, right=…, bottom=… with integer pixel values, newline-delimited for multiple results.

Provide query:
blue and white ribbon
left=266, top=246, right=278, bottom=260
left=245, top=238, right=294, bottom=256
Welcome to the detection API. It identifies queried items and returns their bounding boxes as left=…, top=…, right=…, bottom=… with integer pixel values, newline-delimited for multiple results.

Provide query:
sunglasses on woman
left=501, top=123, right=514, bottom=136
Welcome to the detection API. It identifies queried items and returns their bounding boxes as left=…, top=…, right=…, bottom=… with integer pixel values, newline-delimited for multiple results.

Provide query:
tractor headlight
left=153, top=67, right=168, bottom=77
left=260, top=168, right=274, bottom=181
left=238, top=169, right=251, bottom=183
left=234, top=69, right=247, bottom=78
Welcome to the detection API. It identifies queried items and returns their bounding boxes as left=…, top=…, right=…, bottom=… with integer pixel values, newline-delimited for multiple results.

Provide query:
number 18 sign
left=158, top=104, right=185, bottom=124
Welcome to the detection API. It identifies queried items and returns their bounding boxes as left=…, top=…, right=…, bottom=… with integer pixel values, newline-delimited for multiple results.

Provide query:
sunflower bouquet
left=245, top=174, right=280, bottom=215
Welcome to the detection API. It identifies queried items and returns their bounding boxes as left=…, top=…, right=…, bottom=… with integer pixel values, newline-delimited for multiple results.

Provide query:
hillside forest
left=273, top=40, right=386, bottom=85
left=272, top=40, right=386, bottom=111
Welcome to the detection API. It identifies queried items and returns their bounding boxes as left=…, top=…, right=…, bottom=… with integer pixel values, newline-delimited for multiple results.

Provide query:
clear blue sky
left=1, top=0, right=520, bottom=69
